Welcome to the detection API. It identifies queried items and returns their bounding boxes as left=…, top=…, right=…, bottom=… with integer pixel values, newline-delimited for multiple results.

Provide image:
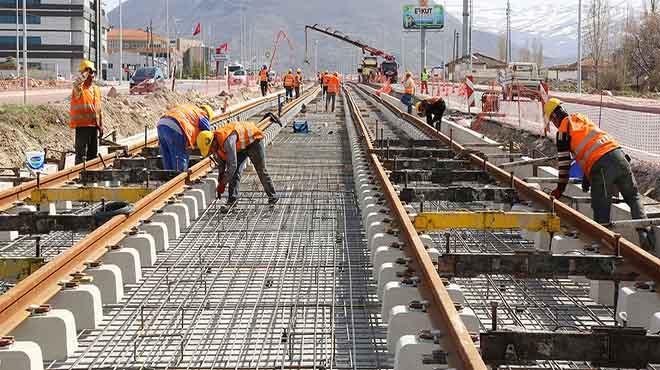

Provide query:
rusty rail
left=354, top=82, right=660, bottom=284
left=0, top=93, right=282, bottom=211
left=0, top=88, right=315, bottom=336
left=343, top=85, right=488, bottom=370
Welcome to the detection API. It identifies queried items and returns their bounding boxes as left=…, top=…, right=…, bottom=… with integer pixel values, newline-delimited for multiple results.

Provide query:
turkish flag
left=218, top=42, right=229, bottom=53
left=193, top=22, right=201, bottom=36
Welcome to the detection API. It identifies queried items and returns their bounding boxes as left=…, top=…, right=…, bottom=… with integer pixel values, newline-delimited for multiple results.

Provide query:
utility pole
left=22, top=0, right=27, bottom=105
left=420, top=28, right=426, bottom=77
left=506, top=0, right=511, bottom=63
left=119, top=0, right=123, bottom=83
left=166, top=0, right=170, bottom=78
left=577, top=0, right=582, bottom=94
left=314, top=40, right=318, bottom=76
left=468, top=0, right=473, bottom=72
left=462, top=0, right=469, bottom=57
left=15, top=0, right=19, bottom=77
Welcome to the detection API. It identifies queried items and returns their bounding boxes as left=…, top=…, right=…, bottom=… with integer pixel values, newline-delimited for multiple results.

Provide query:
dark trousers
left=227, top=140, right=277, bottom=202
left=74, top=126, right=98, bottom=164
left=285, top=87, right=293, bottom=101
left=260, top=81, right=268, bottom=96
left=325, top=93, right=336, bottom=112
left=295, top=86, right=300, bottom=98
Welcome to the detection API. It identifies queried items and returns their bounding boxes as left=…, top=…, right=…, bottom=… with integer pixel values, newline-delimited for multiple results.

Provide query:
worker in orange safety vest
left=401, top=71, right=416, bottom=114
left=70, top=60, right=103, bottom=164
left=544, top=98, right=655, bottom=252
left=156, top=104, right=213, bottom=171
left=259, top=65, right=269, bottom=97
left=294, top=68, right=303, bottom=98
left=325, top=72, right=341, bottom=112
left=283, top=69, right=295, bottom=101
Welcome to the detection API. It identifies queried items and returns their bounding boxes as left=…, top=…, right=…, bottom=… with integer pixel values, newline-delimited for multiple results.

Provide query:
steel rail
left=354, top=83, right=660, bottom=284
left=342, top=85, right=488, bottom=370
left=0, top=89, right=316, bottom=337
left=0, top=93, right=282, bottom=212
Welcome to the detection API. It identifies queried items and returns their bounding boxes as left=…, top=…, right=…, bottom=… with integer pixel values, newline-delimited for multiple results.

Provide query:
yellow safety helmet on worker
left=200, top=104, right=215, bottom=120
left=544, top=98, right=562, bottom=121
left=416, top=101, right=425, bottom=115
left=79, top=60, right=96, bottom=73
left=197, top=130, right=215, bottom=157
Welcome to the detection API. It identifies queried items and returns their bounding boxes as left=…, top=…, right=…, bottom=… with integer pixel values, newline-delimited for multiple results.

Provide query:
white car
left=229, top=69, right=247, bottom=86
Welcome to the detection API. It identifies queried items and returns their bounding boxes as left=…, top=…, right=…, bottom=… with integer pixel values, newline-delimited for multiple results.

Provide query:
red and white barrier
left=465, top=75, right=475, bottom=108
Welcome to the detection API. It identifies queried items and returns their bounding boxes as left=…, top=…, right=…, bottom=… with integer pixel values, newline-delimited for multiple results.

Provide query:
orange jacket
left=294, top=73, right=302, bottom=87
left=403, top=77, right=415, bottom=95
left=212, top=121, right=264, bottom=161
left=326, top=75, right=340, bottom=94
left=283, top=73, right=295, bottom=88
left=259, top=69, right=268, bottom=82
left=162, top=104, right=208, bottom=148
left=322, top=74, right=331, bottom=87
left=558, top=113, right=619, bottom=177
left=70, top=83, right=101, bottom=128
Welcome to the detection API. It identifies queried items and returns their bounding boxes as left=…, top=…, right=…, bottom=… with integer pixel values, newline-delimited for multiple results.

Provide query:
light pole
left=577, top=0, right=582, bottom=94
left=119, top=0, right=123, bottom=83
left=22, top=0, right=27, bottom=105
left=166, top=0, right=170, bottom=78
left=15, top=0, right=19, bottom=76
left=314, top=40, right=318, bottom=76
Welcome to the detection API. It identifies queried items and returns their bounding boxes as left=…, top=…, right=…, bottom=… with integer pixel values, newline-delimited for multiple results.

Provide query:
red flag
left=192, top=22, right=201, bottom=36
left=218, top=42, right=229, bottom=53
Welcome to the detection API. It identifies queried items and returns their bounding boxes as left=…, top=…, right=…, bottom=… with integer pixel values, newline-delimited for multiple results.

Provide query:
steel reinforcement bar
left=343, top=85, right=488, bottom=370
left=0, top=87, right=318, bottom=336
left=354, top=82, right=660, bottom=284
left=0, top=92, right=283, bottom=211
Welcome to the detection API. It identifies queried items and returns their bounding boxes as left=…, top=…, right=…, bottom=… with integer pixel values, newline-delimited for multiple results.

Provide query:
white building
left=0, top=0, right=106, bottom=80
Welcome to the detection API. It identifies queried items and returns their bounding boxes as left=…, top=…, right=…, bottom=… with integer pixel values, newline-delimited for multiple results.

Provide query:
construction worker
left=325, top=72, right=340, bottom=112
left=420, top=66, right=430, bottom=95
left=401, top=71, right=416, bottom=114
left=294, top=68, right=303, bottom=98
left=544, top=98, right=655, bottom=251
left=283, top=69, right=295, bottom=101
left=156, top=104, right=214, bottom=171
left=70, top=60, right=103, bottom=164
left=322, top=70, right=331, bottom=100
left=196, top=117, right=279, bottom=208
left=416, top=96, right=446, bottom=131
left=259, top=65, right=269, bottom=97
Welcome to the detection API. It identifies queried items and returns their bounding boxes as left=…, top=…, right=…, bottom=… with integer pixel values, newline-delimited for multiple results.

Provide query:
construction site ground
left=0, top=85, right=261, bottom=169
left=473, top=117, right=660, bottom=200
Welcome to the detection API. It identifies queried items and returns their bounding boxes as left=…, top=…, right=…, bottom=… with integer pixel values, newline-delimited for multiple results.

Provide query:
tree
left=625, top=12, right=660, bottom=90
left=585, top=0, right=610, bottom=89
left=497, top=32, right=507, bottom=62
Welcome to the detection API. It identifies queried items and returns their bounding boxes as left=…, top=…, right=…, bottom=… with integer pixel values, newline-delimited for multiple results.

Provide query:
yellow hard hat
left=200, top=105, right=214, bottom=120
left=416, top=101, right=424, bottom=113
left=297, top=68, right=301, bottom=73
left=544, top=98, right=562, bottom=121
left=79, top=59, right=96, bottom=73
left=196, top=131, right=214, bottom=157
left=288, top=68, right=293, bottom=73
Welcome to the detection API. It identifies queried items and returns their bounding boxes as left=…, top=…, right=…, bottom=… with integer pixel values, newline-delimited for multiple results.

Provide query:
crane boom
left=304, top=24, right=396, bottom=63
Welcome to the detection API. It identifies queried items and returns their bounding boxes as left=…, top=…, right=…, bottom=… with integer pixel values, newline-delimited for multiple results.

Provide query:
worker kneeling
left=416, top=96, right=446, bottom=131
left=544, top=98, right=655, bottom=251
left=197, top=120, right=278, bottom=207
left=157, top=104, right=214, bottom=171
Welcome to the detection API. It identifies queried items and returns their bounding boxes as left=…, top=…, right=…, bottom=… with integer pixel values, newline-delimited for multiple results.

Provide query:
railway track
left=0, top=83, right=657, bottom=370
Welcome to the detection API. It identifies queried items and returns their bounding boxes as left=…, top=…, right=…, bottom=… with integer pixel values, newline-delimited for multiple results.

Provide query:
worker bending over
left=157, top=104, right=214, bottom=171
left=326, top=72, right=340, bottom=112
left=70, top=60, right=103, bottom=164
left=544, top=98, right=655, bottom=251
left=294, top=68, right=303, bottom=98
left=259, top=65, right=269, bottom=97
left=416, top=96, right=446, bottom=131
left=401, top=71, right=416, bottom=114
left=197, top=116, right=279, bottom=207
left=283, top=69, right=295, bottom=101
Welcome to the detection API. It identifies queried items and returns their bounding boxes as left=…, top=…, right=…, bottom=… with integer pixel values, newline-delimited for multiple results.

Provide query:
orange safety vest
left=283, top=73, right=295, bottom=88
left=327, top=75, right=340, bottom=94
left=294, top=73, right=301, bottom=87
left=69, top=83, right=101, bottom=128
left=559, top=113, right=619, bottom=178
left=259, top=69, right=268, bottom=82
left=322, top=74, right=331, bottom=87
left=212, top=121, right=265, bottom=161
left=403, top=77, right=415, bottom=95
left=162, top=104, right=207, bottom=148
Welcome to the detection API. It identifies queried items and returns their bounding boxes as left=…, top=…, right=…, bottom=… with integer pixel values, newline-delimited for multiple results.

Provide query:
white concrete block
left=49, top=284, right=103, bottom=330
left=201, top=177, right=218, bottom=203
left=55, top=201, right=73, bottom=211
left=616, top=285, right=660, bottom=328
left=139, top=221, right=169, bottom=252
left=186, top=188, right=206, bottom=213
left=649, top=312, right=660, bottom=334
left=0, top=341, right=44, bottom=370
left=368, top=220, right=395, bottom=245
left=366, top=211, right=390, bottom=228
left=394, top=333, right=448, bottom=370
left=382, top=279, right=422, bottom=323
left=551, top=235, right=587, bottom=254
left=533, top=231, right=553, bottom=251
left=191, top=181, right=212, bottom=208
left=370, top=232, right=401, bottom=255
left=39, top=202, right=57, bottom=215
left=363, top=204, right=388, bottom=223
left=121, top=232, right=157, bottom=267
left=458, top=306, right=480, bottom=333
left=103, top=247, right=142, bottom=285
left=150, top=211, right=180, bottom=239
left=9, top=203, right=37, bottom=214
left=12, top=309, right=77, bottom=361
left=163, top=201, right=190, bottom=228
left=387, top=303, right=433, bottom=352
left=86, top=264, right=124, bottom=305
left=445, top=282, right=465, bottom=305
left=373, top=245, right=405, bottom=276
left=378, top=260, right=410, bottom=300
left=0, top=231, right=19, bottom=242
left=180, top=195, right=199, bottom=220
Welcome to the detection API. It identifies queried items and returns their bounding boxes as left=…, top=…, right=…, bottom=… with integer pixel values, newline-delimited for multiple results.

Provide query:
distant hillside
left=107, top=0, right=529, bottom=73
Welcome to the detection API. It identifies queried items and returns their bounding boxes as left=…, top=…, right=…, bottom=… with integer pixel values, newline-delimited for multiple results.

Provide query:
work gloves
left=217, top=181, right=225, bottom=198
left=581, top=178, right=591, bottom=193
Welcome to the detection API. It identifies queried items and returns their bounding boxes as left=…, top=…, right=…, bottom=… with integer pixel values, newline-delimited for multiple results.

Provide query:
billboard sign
left=402, top=4, right=444, bottom=30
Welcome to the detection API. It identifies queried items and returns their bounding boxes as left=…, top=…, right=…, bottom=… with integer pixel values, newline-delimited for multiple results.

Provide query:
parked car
left=129, top=67, right=166, bottom=90
left=229, top=69, right=247, bottom=86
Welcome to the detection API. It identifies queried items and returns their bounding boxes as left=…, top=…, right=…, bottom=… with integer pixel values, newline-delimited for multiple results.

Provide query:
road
left=0, top=79, right=240, bottom=105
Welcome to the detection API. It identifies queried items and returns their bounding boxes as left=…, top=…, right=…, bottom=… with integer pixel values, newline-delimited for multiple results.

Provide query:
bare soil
left=473, top=118, right=660, bottom=200
left=0, top=86, right=260, bottom=168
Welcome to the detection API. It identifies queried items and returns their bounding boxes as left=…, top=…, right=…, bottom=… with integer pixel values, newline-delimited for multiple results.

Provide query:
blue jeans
left=227, top=140, right=277, bottom=201
left=157, top=124, right=189, bottom=171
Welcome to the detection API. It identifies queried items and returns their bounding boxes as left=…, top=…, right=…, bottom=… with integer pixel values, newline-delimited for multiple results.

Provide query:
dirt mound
left=0, top=87, right=260, bottom=168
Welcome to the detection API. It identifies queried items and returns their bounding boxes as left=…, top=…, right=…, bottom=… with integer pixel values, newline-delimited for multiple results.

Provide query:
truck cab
left=501, top=62, right=543, bottom=100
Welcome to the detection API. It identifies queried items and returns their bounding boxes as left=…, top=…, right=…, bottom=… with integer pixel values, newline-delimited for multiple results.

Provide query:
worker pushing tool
left=283, top=69, right=295, bottom=101
left=156, top=104, right=214, bottom=171
left=544, top=98, right=656, bottom=251
left=259, top=65, right=269, bottom=97
left=197, top=113, right=280, bottom=209
left=70, top=60, right=103, bottom=164
left=325, top=72, right=340, bottom=112
left=416, top=96, right=446, bottom=131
